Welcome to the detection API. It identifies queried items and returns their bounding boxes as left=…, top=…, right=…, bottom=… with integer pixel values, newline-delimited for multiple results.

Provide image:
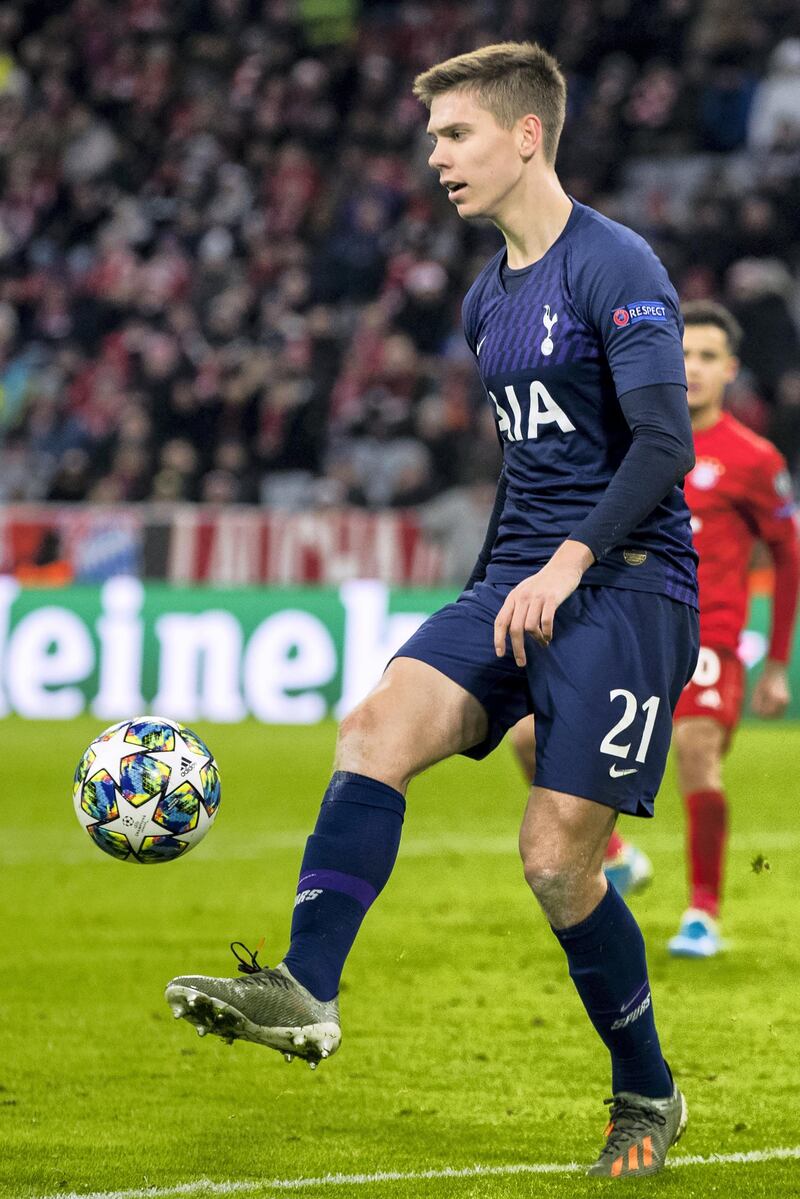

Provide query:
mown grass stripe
left=5, top=829, right=800, bottom=868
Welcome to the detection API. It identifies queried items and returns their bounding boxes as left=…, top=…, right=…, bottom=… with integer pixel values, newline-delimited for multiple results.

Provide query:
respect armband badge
left=612, top=300, right=668, bottom=327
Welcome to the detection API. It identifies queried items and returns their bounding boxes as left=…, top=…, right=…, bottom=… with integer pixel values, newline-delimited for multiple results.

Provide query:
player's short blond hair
left=412, top=41, right=567, bottom=165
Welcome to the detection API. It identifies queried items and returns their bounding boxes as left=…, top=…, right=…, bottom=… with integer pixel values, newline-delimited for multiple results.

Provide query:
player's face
left=683, top=324, right=738, bottom=413
left=427, top=91, right=524, bottom=220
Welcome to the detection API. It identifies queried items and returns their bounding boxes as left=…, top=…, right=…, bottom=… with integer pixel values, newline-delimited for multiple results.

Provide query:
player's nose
left=428, top=146, right=450, bottom=171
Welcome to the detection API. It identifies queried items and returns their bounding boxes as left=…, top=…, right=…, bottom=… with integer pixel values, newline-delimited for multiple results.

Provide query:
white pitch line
left=42, top=1146, right=800, bottom=1199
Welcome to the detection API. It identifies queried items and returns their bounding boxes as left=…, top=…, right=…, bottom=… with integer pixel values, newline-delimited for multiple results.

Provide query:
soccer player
left=667, top=301, right=799, bottom=958
left=166, top=43, right=700, bottom=1178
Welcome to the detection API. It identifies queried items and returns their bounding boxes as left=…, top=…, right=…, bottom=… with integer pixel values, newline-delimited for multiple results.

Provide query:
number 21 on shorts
left=600, top=690, right=661, bottom=767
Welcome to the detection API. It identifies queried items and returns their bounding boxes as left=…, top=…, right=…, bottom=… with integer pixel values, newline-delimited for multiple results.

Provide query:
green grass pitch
left=2, top=716, right=799, bottom=1199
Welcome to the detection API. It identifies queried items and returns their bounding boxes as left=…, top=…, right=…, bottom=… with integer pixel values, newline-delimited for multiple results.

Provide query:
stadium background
left=2, top=4, right=800, bottom=1198
left=1, top=0, right=800, bottom=716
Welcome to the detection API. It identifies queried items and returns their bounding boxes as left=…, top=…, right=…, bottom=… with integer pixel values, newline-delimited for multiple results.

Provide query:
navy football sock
left=552, top=883, right=672, bottom=1098
left=282, top=771, right=405, bottom=1001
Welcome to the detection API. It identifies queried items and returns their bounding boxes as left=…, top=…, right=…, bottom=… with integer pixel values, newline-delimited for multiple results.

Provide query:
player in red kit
left=508, top=301, right=800, bottom=933
left=668, top=301, right=799, bottom=956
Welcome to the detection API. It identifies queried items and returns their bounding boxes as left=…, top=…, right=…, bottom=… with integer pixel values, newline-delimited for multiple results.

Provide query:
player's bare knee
left=521, top=857, right=601, bottom=928
left=519, top=841, right=573, bottom=902
left=673, top=719, right=724, bottom=792
left=523, top=859, right=568, bottom=906
left=679, top=758, right=721, bottom=793
left=336, top=700, right=376, bottom=756
left=336, top=701, right=395, bottom=779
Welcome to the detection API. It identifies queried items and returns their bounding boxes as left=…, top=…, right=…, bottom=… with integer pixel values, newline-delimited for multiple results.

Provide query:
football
left=73, top=716, right=221, bottom=863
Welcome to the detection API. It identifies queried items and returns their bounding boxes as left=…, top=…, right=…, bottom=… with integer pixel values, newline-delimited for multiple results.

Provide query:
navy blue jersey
left=462, top=200, right=698, bottom=607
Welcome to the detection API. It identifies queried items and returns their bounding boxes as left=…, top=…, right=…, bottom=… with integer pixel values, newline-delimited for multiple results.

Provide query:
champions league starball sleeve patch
left=611, top=301, right=669, bottom=327
left=770, top=468, right=796, bottom=518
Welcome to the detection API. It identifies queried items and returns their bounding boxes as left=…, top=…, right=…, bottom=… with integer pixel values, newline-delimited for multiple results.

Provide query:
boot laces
left=230, top=938, right=267, bottom=975
left=229, top=940, right=293, bottom=989
left=598, top=1096, right=667, bottom=1157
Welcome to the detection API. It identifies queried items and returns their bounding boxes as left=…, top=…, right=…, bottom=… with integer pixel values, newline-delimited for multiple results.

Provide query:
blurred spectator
left=698, top=52, right=757, bottom=153
left=393, top=261, right=452, bottom=355
left=748, top=38, right=800, bottom=151
left=0, top=0, right=799, bottom=512
left=47, top=446, right=92, bottom=501
left=770, top=370, right=800, bottom=480
left=725, top=258, right=800, bottom=398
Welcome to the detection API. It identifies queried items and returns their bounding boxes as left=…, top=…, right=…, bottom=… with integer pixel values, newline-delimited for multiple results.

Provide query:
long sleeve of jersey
left=569, top=382, right=695, bottom=561
left=748, top=454, right=800, bottom=662
left=767, top=530, right=800, bottom=662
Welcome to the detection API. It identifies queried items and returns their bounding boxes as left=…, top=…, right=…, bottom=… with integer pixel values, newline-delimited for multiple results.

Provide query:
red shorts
left=673, top=646, right=745, bottom=733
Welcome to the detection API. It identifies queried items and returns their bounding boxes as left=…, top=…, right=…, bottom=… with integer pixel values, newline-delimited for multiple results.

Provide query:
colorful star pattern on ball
left=73, top=717, right=221, bottom=864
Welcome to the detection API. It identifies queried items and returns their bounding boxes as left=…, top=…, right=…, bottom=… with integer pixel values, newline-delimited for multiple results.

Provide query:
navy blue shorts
left=394, top=581, right=699, bottom=817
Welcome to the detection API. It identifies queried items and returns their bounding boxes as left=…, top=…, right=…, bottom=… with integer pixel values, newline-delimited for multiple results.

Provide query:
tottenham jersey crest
left=541, top=305, right=558, bottom=356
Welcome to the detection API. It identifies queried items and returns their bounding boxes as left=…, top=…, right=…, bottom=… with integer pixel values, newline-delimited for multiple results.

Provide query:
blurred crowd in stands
left=1, top=0, right=800, bottom=513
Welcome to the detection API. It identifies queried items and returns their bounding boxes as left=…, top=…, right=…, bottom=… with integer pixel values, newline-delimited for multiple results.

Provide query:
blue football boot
left=603, top=844, right=653, bottom=898
left=667, top=908, right=721, bottom=958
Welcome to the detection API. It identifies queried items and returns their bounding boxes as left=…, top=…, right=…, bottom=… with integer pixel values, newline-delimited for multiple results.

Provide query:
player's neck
left=495, top=172, right=573, bottom=269
left=690, top=403, right=725, bottom=433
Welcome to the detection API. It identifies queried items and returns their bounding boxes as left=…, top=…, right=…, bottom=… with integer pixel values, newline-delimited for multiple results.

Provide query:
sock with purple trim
left=282, top=771, right=405, bottom=1001
left=552, top=882, right=672, bottom=1098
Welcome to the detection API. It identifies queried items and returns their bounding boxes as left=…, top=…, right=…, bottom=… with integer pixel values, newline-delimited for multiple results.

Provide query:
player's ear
left=725, top=356, right=740, bottom=384
left=517, top=113, right=543, bottom=161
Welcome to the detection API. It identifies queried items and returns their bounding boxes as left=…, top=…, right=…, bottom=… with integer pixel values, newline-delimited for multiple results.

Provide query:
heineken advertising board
left=0, top=577, right=795, bottom=722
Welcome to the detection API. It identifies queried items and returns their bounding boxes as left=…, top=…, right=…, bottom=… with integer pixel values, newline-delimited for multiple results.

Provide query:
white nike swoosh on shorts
left=609, top=763, right=638, bottom=778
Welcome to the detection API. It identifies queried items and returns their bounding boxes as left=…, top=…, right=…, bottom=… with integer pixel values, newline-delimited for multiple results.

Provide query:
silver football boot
left=587, top=1081, right=688, bottom=1177
left=165, top=942, right=341, bottom=1067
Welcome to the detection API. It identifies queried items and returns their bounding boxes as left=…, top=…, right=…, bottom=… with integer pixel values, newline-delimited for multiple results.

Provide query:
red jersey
left=686, top=412, right=799, bottom=661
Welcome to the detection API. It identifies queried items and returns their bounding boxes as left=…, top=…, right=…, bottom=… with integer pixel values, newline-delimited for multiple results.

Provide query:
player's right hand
left=494, top=539, right=593, bottom=664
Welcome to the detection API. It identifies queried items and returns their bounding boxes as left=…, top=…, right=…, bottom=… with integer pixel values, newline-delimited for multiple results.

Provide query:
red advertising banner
left=0, top=504, right=445, bottom=586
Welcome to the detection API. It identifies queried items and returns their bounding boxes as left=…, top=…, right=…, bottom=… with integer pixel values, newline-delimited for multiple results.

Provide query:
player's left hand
left=750, top=660, right=791, bottom=719
left=494, top=539, right=594, bottom=665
